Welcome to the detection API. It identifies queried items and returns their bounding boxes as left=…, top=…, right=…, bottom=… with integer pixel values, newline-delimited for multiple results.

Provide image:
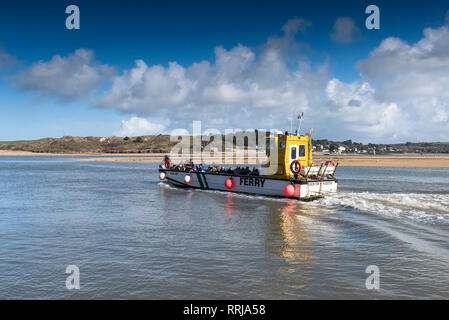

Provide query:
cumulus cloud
left=94, top=19, right=328, bottom=130
left=330, top=17, right=360, bottom=44
left=117, top=116, right=166, bottom=137
left=325, top=79, right=402, bottom=139
left=9, top=15, right=449, bottom=142
left=358, top=26, right=449, bottom=100
left=97, top=16, right=443, bottom=142
left=356, top=22, right=449, bottom=140
left=14, top=49, right=114, bottom=100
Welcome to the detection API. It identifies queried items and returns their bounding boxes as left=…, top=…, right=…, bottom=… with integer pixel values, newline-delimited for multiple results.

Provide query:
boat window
left=291, top=146, right=297, bottom=160
left=299, top=145, right=306, bottom=157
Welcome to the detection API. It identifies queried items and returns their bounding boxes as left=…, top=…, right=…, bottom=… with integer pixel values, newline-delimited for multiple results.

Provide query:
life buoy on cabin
left=163, top=155, right=172, bottom=169
left=324, top=160, right=336, bottom=167
left=165, top=159, right=172, bottom=169
left=290, top=160, right=302, bottom=175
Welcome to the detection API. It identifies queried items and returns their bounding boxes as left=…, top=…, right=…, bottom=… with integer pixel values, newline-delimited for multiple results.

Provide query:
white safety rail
left=302, top=163, right=337, bottom=177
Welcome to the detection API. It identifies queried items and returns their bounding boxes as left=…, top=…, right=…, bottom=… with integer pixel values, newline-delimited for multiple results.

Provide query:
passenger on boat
left=226, top=167, right=234, bottom=174
left=218, top=166, right=226, bottom=173
left=185, top=159, right=194, bottom=170
left=250, top=168, right=260, bottom=176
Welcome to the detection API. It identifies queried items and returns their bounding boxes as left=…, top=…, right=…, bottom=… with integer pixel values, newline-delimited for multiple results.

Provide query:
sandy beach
left=77, top=154, right=449, bottom=167
left=321, top=155, right=449, bottom=167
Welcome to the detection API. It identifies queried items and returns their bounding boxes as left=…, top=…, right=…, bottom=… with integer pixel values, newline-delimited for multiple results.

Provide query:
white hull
left=160, top=169, right=337, bottom=200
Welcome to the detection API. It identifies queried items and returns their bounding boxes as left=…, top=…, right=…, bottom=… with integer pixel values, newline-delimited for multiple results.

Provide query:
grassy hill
left=0, top=135, right=175, bottom=154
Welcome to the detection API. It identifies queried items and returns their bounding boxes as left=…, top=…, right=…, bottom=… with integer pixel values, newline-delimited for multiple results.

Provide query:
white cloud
left=117, top=116, right=166, bottom=137
left=94, top=19, right=329, bottom=130
left=99, top=16, right=449, bottom=142
left=325, top=79, right=402, bottom=140
left=8, top=15, right=449, bottom=142
left=14, top=49, right=115, bottom=100
left=356, top=22, right=449, bottom=140
left=330, top=17, right=360, bottom=44
left=357, top=28, right=449, bottom=100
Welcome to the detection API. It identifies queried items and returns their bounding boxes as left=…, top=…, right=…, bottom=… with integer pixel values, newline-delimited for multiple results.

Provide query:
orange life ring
left=324, top=160, right=336, bottom=167
left=165, top=159, right=172, bottom=168
left=290, top=160, right=302, bottom=175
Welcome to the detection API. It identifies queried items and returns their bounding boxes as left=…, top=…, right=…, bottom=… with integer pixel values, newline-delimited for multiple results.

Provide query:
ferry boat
left=158, top=131, right=338, bottom=201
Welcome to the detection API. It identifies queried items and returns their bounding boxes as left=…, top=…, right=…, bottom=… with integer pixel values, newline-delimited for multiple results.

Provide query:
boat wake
left=160, top=181, right=449, bottom=226
left=317, top=192, right=449, bottom=226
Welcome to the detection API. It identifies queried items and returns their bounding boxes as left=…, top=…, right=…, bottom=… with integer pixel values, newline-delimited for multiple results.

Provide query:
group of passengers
left=168, top=158, right=260, bottom=176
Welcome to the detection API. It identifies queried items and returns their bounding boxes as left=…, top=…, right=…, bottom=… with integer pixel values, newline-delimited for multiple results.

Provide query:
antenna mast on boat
left=297, top=112, right=304, bottom=135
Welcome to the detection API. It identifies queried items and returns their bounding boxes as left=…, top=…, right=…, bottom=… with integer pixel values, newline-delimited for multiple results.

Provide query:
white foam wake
left=317, top=192, right=449, bottom=225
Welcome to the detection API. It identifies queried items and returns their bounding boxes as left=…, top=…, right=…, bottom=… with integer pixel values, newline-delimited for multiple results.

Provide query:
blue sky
left=1, top=0, right=449, bottom=142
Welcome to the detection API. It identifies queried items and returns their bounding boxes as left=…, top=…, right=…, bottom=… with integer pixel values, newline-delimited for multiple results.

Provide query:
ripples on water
left=0, top=157, right=448, bottom=299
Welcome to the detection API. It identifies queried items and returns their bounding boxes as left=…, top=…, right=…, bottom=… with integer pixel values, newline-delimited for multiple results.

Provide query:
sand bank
left=323, top=156, right=449, bottom=167
left=75, top=155, right=449, bottom=167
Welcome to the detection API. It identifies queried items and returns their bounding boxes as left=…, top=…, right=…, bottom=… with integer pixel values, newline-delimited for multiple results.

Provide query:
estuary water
left=0, top=157, right=448, bottom=299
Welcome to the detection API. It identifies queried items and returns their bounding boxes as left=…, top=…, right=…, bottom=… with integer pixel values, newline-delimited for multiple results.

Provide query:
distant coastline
left=1, top=135, right=449, bottom=168
left=1, top=135, right=449, bottom=155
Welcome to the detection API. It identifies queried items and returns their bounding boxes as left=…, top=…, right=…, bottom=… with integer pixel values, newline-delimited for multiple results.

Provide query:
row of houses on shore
left=312, top=144, right=405, bottom=154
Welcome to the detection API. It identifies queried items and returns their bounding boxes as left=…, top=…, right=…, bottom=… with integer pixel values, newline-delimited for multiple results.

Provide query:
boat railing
left=301, top=161, right=338, bottom=179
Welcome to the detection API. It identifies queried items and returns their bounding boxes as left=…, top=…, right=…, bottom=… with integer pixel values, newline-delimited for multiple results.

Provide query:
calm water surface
left=0, top=157, right=448, bottom=299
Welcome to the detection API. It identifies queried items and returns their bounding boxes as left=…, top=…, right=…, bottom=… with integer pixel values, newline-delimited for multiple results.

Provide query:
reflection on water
left=221, top=193, right=235, bottom=220
left=277, top=200, right=313, bottom=266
